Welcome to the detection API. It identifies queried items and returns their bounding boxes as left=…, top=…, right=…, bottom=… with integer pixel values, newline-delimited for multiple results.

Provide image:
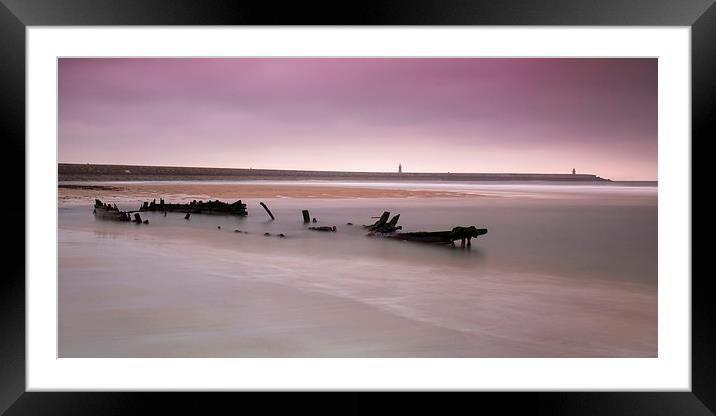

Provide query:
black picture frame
left=1, top=0, right=710, bottom=414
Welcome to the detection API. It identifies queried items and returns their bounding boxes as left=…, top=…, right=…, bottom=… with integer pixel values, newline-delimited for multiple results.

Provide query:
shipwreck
left=363, top=211, right=486, bottom=247
left=139, top=198, right=248, bottom=216
left=93, top=198, right=487, bottom=248
left=93, top=199, right=148, bottom=224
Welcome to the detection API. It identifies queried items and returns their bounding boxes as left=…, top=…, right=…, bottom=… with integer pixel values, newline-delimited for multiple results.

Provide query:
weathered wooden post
left=260, top=202, right=275, bottom=220
left=302, top=210, right=310, bottom=223
left=365, top=211, right=390, bottom=230
left=387, top=214, right=400, bottom=229
left=376, top=211, right=390, bottom=226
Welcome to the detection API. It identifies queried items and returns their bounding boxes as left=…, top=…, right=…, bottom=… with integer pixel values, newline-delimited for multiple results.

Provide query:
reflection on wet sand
left=58, top=181, right=657, bottom=357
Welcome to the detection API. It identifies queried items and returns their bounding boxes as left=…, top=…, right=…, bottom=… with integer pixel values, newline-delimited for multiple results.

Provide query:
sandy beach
left=58, top=180, right=656, bottom=205
left=59, top=182, right=479, bottom=202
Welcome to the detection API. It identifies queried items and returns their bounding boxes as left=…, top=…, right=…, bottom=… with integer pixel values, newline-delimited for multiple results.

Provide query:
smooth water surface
left=58, top=181, right=657, bottom=357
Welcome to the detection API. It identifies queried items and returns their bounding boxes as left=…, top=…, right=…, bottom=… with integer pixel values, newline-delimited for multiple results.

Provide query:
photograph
left=1, top=0, right=710, bottom=410
left=57, top=57, right=658, bottom=358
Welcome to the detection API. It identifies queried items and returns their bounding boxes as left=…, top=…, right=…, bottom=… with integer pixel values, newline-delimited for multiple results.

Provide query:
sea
left=58, top=180, right=657, bottom=357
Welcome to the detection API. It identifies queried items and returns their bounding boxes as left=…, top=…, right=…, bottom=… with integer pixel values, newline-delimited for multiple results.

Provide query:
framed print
left=2, top=0, right=712, bottom=414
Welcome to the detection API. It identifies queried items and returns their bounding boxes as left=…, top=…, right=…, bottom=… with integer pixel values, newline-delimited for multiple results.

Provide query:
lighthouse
left=398, top=163, right=403, bottom=173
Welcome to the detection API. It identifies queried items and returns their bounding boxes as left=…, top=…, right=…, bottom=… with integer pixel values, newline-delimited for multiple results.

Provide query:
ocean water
left=58, top=181, right=657, bottom=357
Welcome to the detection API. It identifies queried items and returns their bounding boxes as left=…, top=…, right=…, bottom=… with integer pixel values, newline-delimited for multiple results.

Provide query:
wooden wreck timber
left=259, top=202, right=275, bottom=220
left=93, top=199, right=137, bottom=222
left=363, top=211, right=484, bottom=246
left=139, top=198, right=247, bottom=216
left=383, top=214, right=402, bottom=232
left=309, top=225, right=337, bottom=232
left=365, top=211, right=390, bottom=229
left=387, top=226, right=488, bottom=247
left=133, top=213, right=149, bottom=224
left=364, top=211, right=402, bottom=233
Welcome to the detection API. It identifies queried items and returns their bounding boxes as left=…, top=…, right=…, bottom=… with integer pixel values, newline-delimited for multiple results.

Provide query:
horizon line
left=56, top=162, right=664, bottom=182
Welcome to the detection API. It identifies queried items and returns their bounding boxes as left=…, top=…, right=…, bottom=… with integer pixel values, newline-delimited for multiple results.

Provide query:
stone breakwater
left=59, top=163, right=610, bottom=182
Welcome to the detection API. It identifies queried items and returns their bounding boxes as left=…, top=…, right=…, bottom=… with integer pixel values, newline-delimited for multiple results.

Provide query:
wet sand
left=59, top=182, right=477, bottom=202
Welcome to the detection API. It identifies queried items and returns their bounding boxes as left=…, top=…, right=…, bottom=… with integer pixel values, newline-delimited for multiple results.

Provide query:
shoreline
left=57, top=180, right=657, bottom=205
left=59, top=182, right=483, bottom=201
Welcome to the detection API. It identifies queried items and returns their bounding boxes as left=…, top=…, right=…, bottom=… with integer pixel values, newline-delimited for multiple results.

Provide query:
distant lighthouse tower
left=398, top=163, right=403, bottom=173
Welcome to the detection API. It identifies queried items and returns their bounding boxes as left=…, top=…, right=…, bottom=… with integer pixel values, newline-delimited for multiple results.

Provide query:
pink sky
left=58, top=58, right=657, bottom=180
